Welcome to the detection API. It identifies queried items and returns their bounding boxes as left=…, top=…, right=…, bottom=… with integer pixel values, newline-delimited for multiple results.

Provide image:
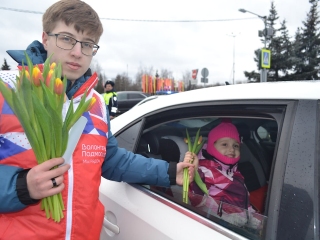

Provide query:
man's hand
left=26, top=158, right=70, bottom=199
left=176, top=161, right=195, bottom=186
left=110, top=116, right=114, bottom=120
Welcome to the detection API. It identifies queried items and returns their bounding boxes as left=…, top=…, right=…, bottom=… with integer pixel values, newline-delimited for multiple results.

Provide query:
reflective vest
left=103, top=92, right=117, bottom=105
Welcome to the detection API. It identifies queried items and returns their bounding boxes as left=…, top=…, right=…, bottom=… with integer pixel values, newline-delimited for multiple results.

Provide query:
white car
left=99, top=81, right=320, bottom=240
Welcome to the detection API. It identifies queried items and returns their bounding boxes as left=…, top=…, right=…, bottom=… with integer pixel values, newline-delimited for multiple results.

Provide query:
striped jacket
left=0, top=41, right=173, bottom=240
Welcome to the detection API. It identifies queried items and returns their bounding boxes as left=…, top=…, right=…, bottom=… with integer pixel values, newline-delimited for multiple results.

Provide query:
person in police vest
left=103, top=80, right=118, bottom=119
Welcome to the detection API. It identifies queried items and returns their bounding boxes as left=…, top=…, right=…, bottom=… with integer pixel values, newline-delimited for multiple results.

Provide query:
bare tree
left=160, top=68, right=173, bottom=79
left=115, top=72, right=132, bottom=91
left=134, top=64, right=154, bottom=91
left=90, top=59, right=107, bottom=93
left=182, top=70, right=192, bottom=90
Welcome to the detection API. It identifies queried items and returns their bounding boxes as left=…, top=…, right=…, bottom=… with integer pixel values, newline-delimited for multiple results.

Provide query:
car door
left=99, top=99, right=319, bottom=240
left=116, top=92, right=128, bottom=113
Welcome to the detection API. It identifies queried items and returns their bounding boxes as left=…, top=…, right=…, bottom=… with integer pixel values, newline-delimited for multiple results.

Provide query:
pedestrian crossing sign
left=261, top=49, right=271, bottom=68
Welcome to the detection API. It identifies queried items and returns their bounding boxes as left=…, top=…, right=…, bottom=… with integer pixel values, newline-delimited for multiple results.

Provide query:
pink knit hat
left=207, top=118, right=240, bottom=165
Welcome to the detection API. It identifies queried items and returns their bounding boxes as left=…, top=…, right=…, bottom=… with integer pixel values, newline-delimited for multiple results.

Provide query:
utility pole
left=227, top=33, right=240, bottom=84
left=239, top=8, right=271, bottom=83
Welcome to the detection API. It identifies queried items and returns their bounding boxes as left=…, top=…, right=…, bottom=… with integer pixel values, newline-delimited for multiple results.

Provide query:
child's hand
left=184, top=152, right=199, bottom=169
left=176, top=161, right=195, bottom=185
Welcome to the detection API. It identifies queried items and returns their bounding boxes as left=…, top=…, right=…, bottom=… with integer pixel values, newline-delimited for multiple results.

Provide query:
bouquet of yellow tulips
left=183, top=128, right=209, bottom=204
left=0, top=52, right=96, bottom=222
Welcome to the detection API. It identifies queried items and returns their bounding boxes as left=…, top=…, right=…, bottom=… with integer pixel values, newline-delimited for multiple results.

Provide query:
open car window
left=147, top=185, right=267, bottom=240
left=115, top=103, right=284, bottom=239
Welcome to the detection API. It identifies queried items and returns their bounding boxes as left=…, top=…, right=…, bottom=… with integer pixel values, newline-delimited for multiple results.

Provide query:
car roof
left=111, top=81, right=320, bottom=132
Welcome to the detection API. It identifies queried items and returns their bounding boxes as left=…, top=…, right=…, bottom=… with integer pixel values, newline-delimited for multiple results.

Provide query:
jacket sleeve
left=101, top=132, right=173, bottom=187
left=0, top=164, right=27, bottom=213
left=110, top=93, right=118, bottom=117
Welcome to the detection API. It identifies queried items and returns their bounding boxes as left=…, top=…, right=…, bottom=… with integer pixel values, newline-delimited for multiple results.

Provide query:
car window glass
left=116, top=121, right=142, bottom=151
left=117, top=93, right=127, bottom=100
left=128, top=93, right=145, bottom=99
left=148, top=185, right=268, bottom=239
left=136, top=116, right=279, bottom=240
left=257, top=121, right=277, bottom=143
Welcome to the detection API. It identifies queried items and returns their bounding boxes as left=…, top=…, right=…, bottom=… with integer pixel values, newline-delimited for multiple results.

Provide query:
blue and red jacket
left=0, top=41, right=176, bottom=240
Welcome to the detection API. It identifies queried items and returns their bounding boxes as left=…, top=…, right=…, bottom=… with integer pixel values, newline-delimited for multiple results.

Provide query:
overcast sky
left=0, top=0, right=312, bottom=85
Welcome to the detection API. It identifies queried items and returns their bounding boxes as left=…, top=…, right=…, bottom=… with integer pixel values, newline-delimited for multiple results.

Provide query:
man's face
left=105, top=84, right=113, bottom=92
left=42, top=21, right=95, bottom=82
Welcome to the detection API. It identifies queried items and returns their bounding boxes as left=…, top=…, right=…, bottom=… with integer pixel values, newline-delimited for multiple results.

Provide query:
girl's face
left=214, top=137, right=240, bottom=158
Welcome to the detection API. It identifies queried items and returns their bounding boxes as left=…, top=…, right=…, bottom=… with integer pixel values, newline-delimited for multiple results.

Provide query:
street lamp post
left=239, top=8, right=268, bottom=82
left=227, top=32, right=240, bottom=85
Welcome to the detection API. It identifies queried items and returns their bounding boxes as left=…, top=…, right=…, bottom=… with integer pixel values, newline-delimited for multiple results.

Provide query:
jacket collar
left=7, top=40, right=47, bottom=66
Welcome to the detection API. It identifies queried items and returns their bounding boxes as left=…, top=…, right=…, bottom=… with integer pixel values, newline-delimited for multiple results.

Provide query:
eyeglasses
left=47, top=33, right=100, bottom=56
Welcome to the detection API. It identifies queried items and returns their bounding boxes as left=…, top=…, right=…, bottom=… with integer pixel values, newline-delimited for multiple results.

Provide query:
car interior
left=110, top=103, right=285, bottom=239
left=135, top=116, right=278, bottom=239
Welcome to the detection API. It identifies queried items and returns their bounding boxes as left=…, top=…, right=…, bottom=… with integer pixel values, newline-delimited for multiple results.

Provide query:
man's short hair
left=43, top=0, right=103, bottom=43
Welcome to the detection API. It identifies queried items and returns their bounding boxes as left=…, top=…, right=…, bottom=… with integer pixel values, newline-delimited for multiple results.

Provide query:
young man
left=103, top=80, right=118, bottom=119
left=0, top=1, right=195, bottom=239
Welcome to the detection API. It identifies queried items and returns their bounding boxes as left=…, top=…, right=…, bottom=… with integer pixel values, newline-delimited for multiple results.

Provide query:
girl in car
left=184, top=118, right=261, bottom=228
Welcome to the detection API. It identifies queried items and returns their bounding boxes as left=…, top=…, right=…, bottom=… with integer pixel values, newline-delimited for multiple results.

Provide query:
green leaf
left=192, top=128, right=201, bottom=153
left=0, top=80, right=14, bottom=113
left=186, top=129, right=192, bottom=152
left=77, top=88, right=88, bottom=110
left=194, top=170, right=209, bottom=195
left=32, top=92, right=52, bottom=159
left=62, top=75, right=67, bottom=94
left=67, top=98, right=91, bottom=131
left=33, top=113, right=47, bottom=162
left=61, top=125, right=69, bottom=156
left=195, top=140, right=206, bottom=155
left=18, top=63, right=30, bottom=122
left=46, top=103, right=63, bottom=157
left=24, top=51, right=33, bottom=80
left=40, top=80, right=56, bottom=110
left=21, top=68, right=35, bottom=124
left=63, top=98, right=74, bottom=131
left=12, top=93, right=43, bottom=163
left=57, top=60, right=62, bottom=79
left=42, top=53, right=53, bottom=83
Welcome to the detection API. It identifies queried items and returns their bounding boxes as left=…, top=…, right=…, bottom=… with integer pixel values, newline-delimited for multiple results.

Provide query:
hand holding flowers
left=182, top=129, right=209, bottom=204
left=0, top=52, right=96, bottom=222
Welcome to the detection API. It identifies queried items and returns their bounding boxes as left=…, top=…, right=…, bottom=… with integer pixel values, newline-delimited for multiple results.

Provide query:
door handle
left=103, top=217, right=120, bottom=234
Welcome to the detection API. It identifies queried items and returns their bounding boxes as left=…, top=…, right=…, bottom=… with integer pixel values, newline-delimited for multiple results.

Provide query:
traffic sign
left=201, top=68, right=209, bottom=78
left=192, top=69, right=198, bottom=79
left=190, top=79, right=197, bottom=85
left=261, top=49, right=271, bottom=68
left=201, top=78, right=208, bottom=83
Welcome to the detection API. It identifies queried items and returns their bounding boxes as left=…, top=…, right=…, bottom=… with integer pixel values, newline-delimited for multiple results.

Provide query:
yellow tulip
left=85, top=97, right=96, bottom=111
left=50, top=62, right=56, bottom=70
left=46, top=69, right=54, bottom=87
left=32, top=67, right=43, bottom=86
left=54, top=78, right=63, bottom=95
